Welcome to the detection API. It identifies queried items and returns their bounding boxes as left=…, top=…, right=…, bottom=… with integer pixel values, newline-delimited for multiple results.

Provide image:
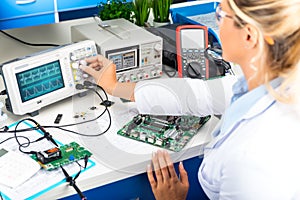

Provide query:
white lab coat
left=199, top=90, right=300, bottom=200
left=134, top=75, right=237, bottom=116
left=134, top=76, right=300, bottom=199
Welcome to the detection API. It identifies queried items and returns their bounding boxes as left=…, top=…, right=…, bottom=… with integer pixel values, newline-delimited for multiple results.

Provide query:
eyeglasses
left=215, top=4, right=234, bottom=24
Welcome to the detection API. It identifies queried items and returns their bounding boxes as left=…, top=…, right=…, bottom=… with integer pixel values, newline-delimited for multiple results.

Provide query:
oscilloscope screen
left=16, top=60, right=65, bottom=102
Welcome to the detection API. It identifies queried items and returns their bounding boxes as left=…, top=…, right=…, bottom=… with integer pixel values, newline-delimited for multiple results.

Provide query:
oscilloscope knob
left=153, top=43, right=162, bottom=52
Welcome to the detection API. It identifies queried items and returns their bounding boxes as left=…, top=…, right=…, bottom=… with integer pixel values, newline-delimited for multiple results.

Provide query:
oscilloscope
left=0, top=40, right=98, bottom=116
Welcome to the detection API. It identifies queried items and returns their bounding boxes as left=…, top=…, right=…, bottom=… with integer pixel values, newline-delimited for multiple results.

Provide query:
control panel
left=68, top=44, right=97, bottom=85
left=109, top=41, right=163, bottom=83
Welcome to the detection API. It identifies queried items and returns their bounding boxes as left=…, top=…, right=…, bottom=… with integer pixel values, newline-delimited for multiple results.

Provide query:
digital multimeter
left=176, top=25, right=209, bottom=79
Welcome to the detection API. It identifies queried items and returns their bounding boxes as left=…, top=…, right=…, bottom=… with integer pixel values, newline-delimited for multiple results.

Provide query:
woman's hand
left=80, top=55, right=136, bottom=100
left=147, top=150, right=189, bottom=200
left=80, top=55, right=117, bottom=95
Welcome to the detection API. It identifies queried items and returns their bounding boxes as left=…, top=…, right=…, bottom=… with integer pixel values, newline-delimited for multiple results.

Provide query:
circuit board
left=31, top=142, right=92, bottom=170
left=117, top=114, right=211, bottom=152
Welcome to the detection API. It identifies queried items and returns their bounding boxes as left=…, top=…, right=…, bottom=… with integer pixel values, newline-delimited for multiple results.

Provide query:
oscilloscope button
left=137, top=73, right=143, bottom=80
left=118, top=77, right=125, bottom=82
left=125, top=77, right=130, bottom=82
left=70, top=55, right=76, bottom=61
left=151, top=70, right=157, bottom=77
left=72, top=62, right=79, bottom=69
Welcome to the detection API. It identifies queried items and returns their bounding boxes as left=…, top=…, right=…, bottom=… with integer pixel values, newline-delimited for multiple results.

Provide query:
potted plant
left=132, top=0, right=151, bottom=27
left=98, top=0, right=134, bottom=22
left=152, top=0, right=172, bottom=27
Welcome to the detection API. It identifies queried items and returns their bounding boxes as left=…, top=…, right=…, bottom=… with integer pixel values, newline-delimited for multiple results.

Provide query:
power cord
left=0, top=30, right=60, bottom=47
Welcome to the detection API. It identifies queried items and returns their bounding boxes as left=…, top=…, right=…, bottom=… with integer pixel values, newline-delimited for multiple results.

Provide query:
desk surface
left=0, top=17, right=219, bottom=199
left=0, top=78, right=219, bottom=199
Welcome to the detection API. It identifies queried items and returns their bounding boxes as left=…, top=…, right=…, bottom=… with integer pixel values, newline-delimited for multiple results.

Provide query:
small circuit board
left=31, top=142, right=92, bottom=170
left=117, top=114, right=211, bottom=152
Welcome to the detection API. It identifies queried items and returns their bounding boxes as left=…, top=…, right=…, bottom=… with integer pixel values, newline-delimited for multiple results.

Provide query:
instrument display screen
left=16, top=60, right=65, bottom=102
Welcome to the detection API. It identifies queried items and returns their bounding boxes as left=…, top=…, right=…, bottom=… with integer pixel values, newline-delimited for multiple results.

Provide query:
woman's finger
left=85, top=56, right=99, bottom=63
left=152, top=152, right=163, bottom=183
left=147, top=164, right=157, bottom=189
left=157, top=150, right=169, bottom=181
left=179, top=162, right=189, bottom=186
left=163, top=150, right=177, bottom=179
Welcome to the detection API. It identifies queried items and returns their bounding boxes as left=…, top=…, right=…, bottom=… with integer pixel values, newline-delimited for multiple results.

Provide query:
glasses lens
left=215, top=5, right=222, bottom=22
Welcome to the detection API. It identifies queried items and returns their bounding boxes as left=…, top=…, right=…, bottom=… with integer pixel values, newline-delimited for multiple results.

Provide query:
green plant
left=98, top=0, right=134, bottom=22
left=133, top=0, right=151, bottom=26
left=152, top=0, right=172, bottom=23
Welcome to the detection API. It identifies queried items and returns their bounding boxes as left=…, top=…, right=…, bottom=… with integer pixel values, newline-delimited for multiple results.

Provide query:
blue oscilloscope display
left=16, top=60, right=65, bottom=102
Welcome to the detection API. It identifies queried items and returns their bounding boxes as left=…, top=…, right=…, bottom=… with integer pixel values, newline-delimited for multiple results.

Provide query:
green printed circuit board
left=31, top=142, right=92, bottom=170
left=117, top=114, right=211, bottom=152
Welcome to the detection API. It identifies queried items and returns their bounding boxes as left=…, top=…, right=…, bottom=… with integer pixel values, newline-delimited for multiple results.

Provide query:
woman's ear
left=243, top=24, right=259, bottom=49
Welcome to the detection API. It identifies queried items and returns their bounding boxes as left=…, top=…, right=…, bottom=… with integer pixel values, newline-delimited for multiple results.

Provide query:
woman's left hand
left=147, top=150, right=189, bottom=200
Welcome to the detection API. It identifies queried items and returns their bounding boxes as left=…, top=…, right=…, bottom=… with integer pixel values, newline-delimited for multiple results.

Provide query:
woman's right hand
left=80, top=55, right=117, bottom=95
left=80, top=55, right=136, bottom=101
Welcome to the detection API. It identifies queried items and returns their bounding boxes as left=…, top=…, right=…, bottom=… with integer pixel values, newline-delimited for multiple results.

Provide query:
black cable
left=162, top=64, right=177, bottom=78
left=204, top=47, right=235, bottom=76
left=60, top=165, right=87, bottom=200
left=42, top=84, right=112, bottom=136
left=1, top=85, right=109, bottom=133
left=162, top=52, right=177, bottom=78
left=51, top=107, right=112, bottom=137
left=13, top=118, right=41, bottom=155
left=0, top=126, right=39, bottom=134
left=83, top=81, right=108, bottom=100
left=0, top=126, right=9, bottom=132
left=0, top=30, right=60, bottom=47
left=1, top=82, right=112, bottom=138
left=0, top=135, right=29, bottom=145
left=0, top=90, right=7, bottom=95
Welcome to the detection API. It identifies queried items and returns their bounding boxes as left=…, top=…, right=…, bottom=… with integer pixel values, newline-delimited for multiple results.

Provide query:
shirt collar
left=220, top=76, right=282, bottom=135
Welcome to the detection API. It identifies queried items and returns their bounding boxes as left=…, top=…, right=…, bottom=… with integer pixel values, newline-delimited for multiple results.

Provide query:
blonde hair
left=228, top=0, right=300, bottom=104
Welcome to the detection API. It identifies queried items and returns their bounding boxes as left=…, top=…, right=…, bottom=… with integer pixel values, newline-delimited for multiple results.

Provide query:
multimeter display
left=181, top=29, right=205, bottom=49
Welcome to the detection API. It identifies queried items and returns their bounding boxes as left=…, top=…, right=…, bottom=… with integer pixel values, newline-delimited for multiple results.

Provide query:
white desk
left=0, top=18, right=219, bottom=199
left=0, top=74, right=218, bottom=199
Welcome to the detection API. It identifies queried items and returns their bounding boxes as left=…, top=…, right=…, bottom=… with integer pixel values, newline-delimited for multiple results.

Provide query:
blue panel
left=170, top=2, right=221, bottom=45
left=58, top=7, right=99, bottom=22
left=57, top=0, right=103, bottom=12
left=60, top=156, right=209, bottom=200
left=170, top=2, right=219, bottom=23
left=0, top=0, right=55, bottom=30
left=57, top=0, right=133, bottom=12
left=0, top=0, right=54, bottom=19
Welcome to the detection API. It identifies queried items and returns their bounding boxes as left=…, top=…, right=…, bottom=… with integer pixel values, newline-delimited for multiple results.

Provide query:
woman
left=80, top=0, right=300, bottom=198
